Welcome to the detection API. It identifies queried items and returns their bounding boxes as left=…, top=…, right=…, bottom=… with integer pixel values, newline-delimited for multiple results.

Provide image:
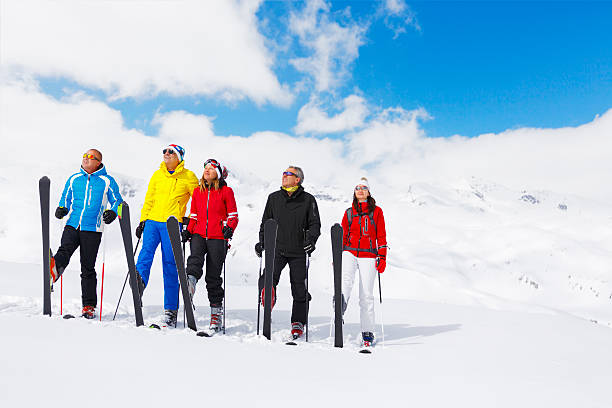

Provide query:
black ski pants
left=185, top=234, right=227, bottom=306
left=258, top=252, right=311, bottom=325
left=54, top=225, right=102, bottom=307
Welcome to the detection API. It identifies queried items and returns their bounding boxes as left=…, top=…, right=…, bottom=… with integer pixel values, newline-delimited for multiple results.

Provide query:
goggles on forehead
left=83, top=153, right=100, bottom=161
left=204, top=159, right=220, bottom=168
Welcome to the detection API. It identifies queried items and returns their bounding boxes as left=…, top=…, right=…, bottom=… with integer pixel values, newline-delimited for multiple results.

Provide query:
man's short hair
left=89, top=149, right=102, bottom=161
left=288, top=165, right=304, bottom=185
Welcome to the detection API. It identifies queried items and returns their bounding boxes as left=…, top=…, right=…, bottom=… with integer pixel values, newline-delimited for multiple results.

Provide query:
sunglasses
left=283, top=171, right=298, bottom=177
left=355, top=186, right=369, bottom=191
left=83, top=154, right=101, bottom=161
left=163, top=149, right=176, bottom=155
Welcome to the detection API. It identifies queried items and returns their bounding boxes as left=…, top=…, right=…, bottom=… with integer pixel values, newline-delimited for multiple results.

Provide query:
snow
left=1, top=80, right=612, bottom=406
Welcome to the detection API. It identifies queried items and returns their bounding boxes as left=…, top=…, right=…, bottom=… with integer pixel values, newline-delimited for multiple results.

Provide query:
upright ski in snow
left=118, top=202, right=144, bottom=327
left=39, top=176, right=51, bottom=316
left=167, top=216, right=197, bottom=331
left=331, top=223, right=343, bottom=348
left=262, top=218, right=277, bottom=340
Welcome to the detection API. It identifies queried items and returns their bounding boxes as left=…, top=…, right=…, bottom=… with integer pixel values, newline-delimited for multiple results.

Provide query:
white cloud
left=0, top=0, right=293, bottom=106
left=295, top=94, right=369, bottom=135
left=288, top=0, right=367, bottom=92
left=379, top=0, right=421, bottom=38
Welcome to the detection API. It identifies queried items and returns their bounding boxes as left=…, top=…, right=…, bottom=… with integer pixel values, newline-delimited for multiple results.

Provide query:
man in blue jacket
left=50, top=149, right=123, bottom=319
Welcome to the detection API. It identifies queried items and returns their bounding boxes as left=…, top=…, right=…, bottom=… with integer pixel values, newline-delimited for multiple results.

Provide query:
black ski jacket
left=258, top=186, right=321, bottom=257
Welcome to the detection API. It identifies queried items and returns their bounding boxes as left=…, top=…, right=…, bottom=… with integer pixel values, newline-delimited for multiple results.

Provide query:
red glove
left=187, top=217, right=196, bottom=234
left=376, top=246, right=387, bottom=274
left=376, top=256, right=386, bottom=273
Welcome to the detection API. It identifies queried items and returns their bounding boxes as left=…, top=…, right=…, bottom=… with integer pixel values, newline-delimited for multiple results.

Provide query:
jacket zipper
left=205, top=189, right=210, bottom=238
left=78, top=174, right=91, bottom=228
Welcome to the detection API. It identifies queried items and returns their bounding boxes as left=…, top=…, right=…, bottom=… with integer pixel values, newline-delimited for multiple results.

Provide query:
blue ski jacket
left=58, top=165, right=123, bottom=232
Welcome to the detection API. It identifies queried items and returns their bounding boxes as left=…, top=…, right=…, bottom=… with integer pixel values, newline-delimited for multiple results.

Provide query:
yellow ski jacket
left=140, top=161, right=199, bottom=223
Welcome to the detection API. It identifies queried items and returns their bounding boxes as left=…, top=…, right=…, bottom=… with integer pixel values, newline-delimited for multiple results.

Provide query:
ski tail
left=262, top=219, right=278, bottom=340
left=39, top=176, right=51, bottom=316
left=331, top=223, right=343, bottom=348
left=118, top=202, right=144, bottom=327
left=166, top=216, right=197, bottom=331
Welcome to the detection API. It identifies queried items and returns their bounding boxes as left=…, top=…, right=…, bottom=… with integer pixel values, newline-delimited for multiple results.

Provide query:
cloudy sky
left=1, top=0, right=611, bottom=200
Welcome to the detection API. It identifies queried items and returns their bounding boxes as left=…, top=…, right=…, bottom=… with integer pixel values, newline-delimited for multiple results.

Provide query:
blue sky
left=34, top=1, right=611, bottom=139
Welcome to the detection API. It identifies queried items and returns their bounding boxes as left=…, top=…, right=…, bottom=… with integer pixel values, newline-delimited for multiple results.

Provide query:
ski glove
left=102, top=209, right=116, bottom=224
left=55, top=206, right=69, bottom=219
left=304, top=239, right=315, bottom=255
left=376, top=256, right=386, bottom=274
left=222, top=225, right=234, bottom=240
left=181, top=229, right=192, bottom=243
left=135, top=221, right=145, bottom=239
left=255, top=242, right=263, bottom=258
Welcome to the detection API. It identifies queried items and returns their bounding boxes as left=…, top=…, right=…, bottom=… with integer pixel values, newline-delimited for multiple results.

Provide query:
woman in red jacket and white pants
left=183, top=159, right=238, bottom=333
left=341, top=177, right=387, bottom=349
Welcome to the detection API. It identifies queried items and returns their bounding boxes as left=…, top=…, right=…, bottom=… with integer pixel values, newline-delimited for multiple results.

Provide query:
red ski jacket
left=341, top=202, right=387, bottom=259
left=187, top=185, right=238, bottom=239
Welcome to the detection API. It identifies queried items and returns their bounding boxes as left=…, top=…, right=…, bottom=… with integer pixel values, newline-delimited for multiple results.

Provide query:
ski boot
left=360, top=331, right=375, bottom=353
left=290, top=322, right=304, bottom=340
left=209, top=304, right=223, bottom=333
left=81, top=306, right=96, bottom=319
left=162, top=309, right=178, bottom=327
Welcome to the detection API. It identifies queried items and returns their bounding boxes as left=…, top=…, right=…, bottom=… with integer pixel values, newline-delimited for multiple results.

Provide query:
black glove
left=255, top=242, right=263, bottom=258
left=55, top=206, right=68, bottom=219
left=135, top=221, right=145, bottom=239
left=222, top=225, right=234, bottom=240
left=181, top=229, right=192, bottom=243
left=103, top=209, right=116, bottom=224
left=304, top=238, right=315, bottom=255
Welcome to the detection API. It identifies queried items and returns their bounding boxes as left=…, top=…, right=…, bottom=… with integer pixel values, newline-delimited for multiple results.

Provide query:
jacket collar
left=159, top=161, right=185, bottom=176
left=80, top=163, right=107, bottom=177
left=280, top=185, right=304, bottom=200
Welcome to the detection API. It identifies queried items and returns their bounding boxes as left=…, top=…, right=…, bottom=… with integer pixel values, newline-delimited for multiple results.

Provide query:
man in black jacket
left=255, top=165, right=321, bottom=339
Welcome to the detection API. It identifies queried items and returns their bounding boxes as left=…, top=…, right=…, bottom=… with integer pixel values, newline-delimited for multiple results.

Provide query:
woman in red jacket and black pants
left=341, top=177, right=387, bottom=350
left=183, top=159, right=238, bottom=333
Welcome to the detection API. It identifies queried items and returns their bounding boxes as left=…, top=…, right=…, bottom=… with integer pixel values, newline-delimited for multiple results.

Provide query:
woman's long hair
left=352, top=194, right=376, bottom=213
left=199, top=174, right=226, bottom=192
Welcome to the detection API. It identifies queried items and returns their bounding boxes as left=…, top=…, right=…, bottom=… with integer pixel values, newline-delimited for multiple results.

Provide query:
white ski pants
left=341, top=251, right=377, bottom=333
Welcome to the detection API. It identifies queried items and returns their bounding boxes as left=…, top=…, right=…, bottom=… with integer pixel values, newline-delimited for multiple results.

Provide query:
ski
left=262, top=218, right=278, bottom=340
left=359, top=347, right=373, bottom=354
left=166, top=216, right=197, bottom=331
left=63, top=314, right=75, bottom=319
left=196, top=329, right=219, bottom=338
left=117, top=202, right=144, bottom=327
left=331, top=223, right=343, bottom=348
left=39, top=176, right=52, bottom=316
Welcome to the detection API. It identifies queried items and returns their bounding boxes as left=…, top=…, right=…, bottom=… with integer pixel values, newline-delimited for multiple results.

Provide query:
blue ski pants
left=136, top=220, right=180, bottom=310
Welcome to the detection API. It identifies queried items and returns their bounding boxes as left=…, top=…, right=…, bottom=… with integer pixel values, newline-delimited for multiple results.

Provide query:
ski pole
left=256, top=256, right=262, bottom=335
left=100, top=227, right=107, bottom=321
left=305, top=254, right=310, bottom=342
left=378, top=271, right=385, bottom=349
left=60, top=274, right=63, bottom=316
left=112, top=236, right=141, bottom=321
left=223, top=239, right=227, bottom=335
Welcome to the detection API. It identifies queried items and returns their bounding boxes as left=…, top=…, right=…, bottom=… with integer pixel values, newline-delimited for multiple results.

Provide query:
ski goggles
left=283, top=171, right=298, bottom=177
left=204, top=159, right=220, bottom=168
left=83, top=153, right=101, bottom=161
left=162, top=148, right=176, bottom=155
left=355, top=186, right=369, bottom=191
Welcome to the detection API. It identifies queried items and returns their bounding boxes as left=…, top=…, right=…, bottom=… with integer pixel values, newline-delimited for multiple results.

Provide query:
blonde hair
left=199, top=172, right=220, bottom=191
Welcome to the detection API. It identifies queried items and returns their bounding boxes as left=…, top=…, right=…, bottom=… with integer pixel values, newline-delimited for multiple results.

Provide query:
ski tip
left=358, top=348, right=373, bottom=354
left=62, top=314, right=75, bottom=319
left=196, top=331, right=212, bottom=337
left=285, top=341, right=297, bottom=346
left=149, top=324, right=161, bottom=330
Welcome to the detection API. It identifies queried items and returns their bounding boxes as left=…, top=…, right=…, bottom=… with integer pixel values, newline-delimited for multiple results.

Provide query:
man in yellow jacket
left=135, top=144, right=198, bottom=327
